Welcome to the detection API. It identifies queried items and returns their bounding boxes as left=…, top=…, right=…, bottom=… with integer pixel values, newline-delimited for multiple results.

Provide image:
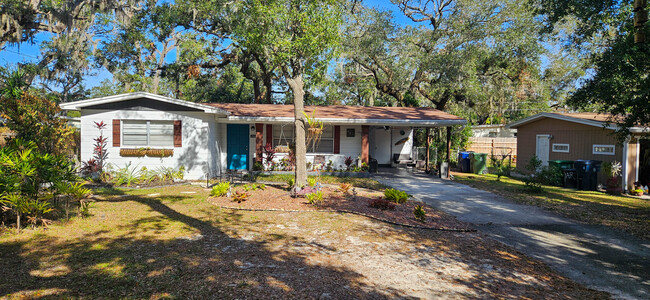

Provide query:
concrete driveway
left=374, top=169, right=650, bottom=299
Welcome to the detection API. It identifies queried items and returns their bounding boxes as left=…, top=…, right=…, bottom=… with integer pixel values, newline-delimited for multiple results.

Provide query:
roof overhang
left=506, top=112, right=619, bottom=130
left=225, top=116, right=467, bottom=127
left=506, top=112, right=648, bottom=134
left=59, top=92, right=231, bottom=115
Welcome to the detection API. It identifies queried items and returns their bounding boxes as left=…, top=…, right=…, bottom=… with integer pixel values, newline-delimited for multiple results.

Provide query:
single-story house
left=507, top=112, right=649, bottom=190
left=60, top=92, right=466, bottom=180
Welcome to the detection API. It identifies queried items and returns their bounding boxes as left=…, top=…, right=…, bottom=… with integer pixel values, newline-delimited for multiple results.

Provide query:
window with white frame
left=122, top=120, right=174, bottom=147
left=592, top=144, right=615, bottom=155
left=272, top=125, right=334, bottom=153
left=552, top=143, right=570, bottom=153
left=313, top=126, right=334, bottom=153
left=272, top=124, right=294, bottom=151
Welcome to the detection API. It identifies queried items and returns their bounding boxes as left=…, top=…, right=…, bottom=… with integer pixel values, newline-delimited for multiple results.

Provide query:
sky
left=0, top=1, right=552, bottom=91
left=0, top=1, right=412, bottom=90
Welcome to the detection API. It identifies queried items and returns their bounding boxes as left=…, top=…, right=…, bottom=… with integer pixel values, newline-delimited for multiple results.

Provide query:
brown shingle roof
left=206, top=103, right=463, bottom=121
left=554, top=112, right=619, bottom=123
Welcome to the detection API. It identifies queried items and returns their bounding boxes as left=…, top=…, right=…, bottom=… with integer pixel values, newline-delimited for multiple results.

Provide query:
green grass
left=452, top=172, right=650, bottom=240
left=0, top=183, right=608, bottom=299
left=256, top=174, right=388, bottom=190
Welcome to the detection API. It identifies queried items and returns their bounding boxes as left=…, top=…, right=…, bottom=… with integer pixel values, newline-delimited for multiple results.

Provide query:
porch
left=223, top=122, right=458, bottom=174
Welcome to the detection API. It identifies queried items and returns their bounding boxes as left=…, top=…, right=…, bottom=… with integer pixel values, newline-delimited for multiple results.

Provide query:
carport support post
left=446, top=126, right=452, bottom=162
left=425, top=128, right=430, bottom=172
left=361, top=125, right=369, bottom=164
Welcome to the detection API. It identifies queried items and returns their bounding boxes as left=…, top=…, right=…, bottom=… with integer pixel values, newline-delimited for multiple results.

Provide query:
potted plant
left=630, top=188, right=644, bottom=196
left=602, top=161, right=622, bottom=194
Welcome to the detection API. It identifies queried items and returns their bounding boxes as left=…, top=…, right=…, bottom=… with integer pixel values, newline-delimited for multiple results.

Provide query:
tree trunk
left=263, top=75, right=273, bottom=104
left=253, top=79, right=263, bottom=104
left=152, top=69, right=161, bottom=94
left=16, top=212, right=20, bottom=234
left=285, top=74, right=307, bottom=187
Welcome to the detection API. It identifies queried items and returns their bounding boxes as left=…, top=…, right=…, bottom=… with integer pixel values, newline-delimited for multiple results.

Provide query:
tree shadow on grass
left=0, top=190, right=410, bottom=299
left=0, top=183, right=613, bottom=299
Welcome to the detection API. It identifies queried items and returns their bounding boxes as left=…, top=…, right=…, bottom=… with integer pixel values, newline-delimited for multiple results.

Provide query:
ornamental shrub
left=306, top=190, right=324, bottom=205
left=211, top=182, right=231, bottom=197
left=413, top=205, right=426, bottom=223
left=384, top=188, right=408, bottom=204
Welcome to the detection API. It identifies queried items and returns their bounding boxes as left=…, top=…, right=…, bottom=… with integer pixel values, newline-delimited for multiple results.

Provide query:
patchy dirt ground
left=209, top=184, right=472, bottom=230
left=0, top=185, right=609, bottom=299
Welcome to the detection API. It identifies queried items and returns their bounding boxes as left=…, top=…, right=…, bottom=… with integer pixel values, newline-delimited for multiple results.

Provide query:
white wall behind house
left=81, top=109, right=219, bottom=180
left=217, top=122, right=227, bottom=175
left=392, top=127, right=414, bottom=159
left=340, top=125, right=362, bottom=160
left=472, top=125, right=516, bottom=138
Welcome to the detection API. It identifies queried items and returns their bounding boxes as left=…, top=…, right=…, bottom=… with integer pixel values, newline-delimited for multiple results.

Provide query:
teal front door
left=227, top=124, right=250, bottom=170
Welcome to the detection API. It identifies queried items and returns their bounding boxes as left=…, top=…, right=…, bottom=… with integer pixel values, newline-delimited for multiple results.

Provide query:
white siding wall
left=340, top=125, right=362, bottom=160
left=81, top=109, right=217, bottom=180
left=392, top=127, right=414, bottom=158
left=217, top=122, right=228, bottom=174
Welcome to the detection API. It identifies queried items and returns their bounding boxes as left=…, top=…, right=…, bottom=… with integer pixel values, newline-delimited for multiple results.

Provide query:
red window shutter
left=334, top=125, right=341, bottom=154
left=112, top=119, right=120, bottom=147
left=266, top=124, right=273, bottom=146
left=173, top=120, right=182, bottom=147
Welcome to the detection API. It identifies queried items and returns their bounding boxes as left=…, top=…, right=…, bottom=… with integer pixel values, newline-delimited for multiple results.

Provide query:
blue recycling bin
left=458, top=151, right=472, bottom=173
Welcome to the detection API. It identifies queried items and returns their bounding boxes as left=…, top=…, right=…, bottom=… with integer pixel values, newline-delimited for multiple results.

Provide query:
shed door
left=227, top=124, right=249, bottom=170
left=536, top=135, right=550, bottom=166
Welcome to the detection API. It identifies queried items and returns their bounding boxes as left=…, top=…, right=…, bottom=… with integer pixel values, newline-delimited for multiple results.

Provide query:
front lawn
left=452, top=172, right=650, bottom=240
left=0, top=184, right=607, bottom=298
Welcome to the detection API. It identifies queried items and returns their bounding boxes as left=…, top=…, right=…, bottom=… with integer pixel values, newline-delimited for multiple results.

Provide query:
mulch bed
left=208, top=184, right=473, bottom=231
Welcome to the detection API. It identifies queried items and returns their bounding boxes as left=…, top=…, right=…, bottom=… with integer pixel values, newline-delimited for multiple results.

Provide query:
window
left=552, top=143, right=570, bottom=153
left=122, top=120, right=174, bottom=147
left=272, top=125, right=294, bottom=151
left=272, top=125, right=334, bottom=153
left=313, top=126, right=334, bottom=153
left=488, top=132, right=497, bottom=138
left=593, top=144, right=615, bottom=155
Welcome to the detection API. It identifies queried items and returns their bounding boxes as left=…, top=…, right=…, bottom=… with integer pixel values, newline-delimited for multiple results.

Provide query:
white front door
left=370, top=127, right=392, bottom=165
left=536, top=135, right=550, bottom=166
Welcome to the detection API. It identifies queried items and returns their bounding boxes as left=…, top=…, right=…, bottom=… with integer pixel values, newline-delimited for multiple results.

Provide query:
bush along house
left=61, top=92, right=467, bottom=180
left=507, top=112, right=649, bottom=191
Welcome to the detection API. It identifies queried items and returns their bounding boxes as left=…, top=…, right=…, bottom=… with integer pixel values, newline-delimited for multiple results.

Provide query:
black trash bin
left=563, top=169, right=577, bottom=188
left=458, top=151, right=472, bottom=173
left=550, top=160, right=575, bottom=187
left=574, top=160, right=602, bottom=190
left=369, top=158, right=378, bottom=173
